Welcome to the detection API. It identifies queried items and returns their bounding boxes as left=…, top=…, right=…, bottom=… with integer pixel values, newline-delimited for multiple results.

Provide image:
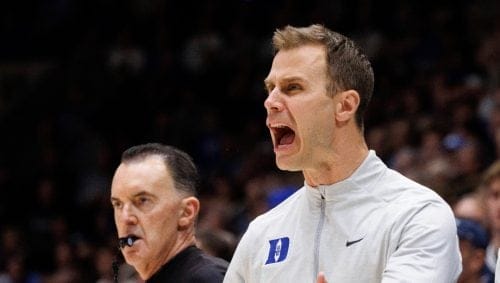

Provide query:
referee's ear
left=178, top=197, right=200, bottom=230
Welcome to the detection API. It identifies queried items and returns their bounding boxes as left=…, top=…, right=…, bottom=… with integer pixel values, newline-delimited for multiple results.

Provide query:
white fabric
left=495, top=248, right=500, bottom=283
left=487, top=243, right=498, bottom=275
left=224, top=150, right=462, bottom=283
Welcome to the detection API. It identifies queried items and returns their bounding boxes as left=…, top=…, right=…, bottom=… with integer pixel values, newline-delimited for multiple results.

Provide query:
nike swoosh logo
left=345, top=238, right=364, bottom=247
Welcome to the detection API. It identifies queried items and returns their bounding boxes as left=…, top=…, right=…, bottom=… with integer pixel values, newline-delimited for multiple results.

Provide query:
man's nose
left=120, top=203, right=138, bottom=225
left=264, top=89, right=284, bottom=113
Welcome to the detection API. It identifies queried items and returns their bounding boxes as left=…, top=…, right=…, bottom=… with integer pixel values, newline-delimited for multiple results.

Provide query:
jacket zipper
left=313, top=191, right=326, bottom=282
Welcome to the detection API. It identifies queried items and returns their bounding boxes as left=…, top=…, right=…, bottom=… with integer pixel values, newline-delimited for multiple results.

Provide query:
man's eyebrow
left=282, top=76, right=305, bottom=83
left=264, top=76, right=305, bottom=88
left=263, top=78, right=272, bottom=88
left=133, top=191, right=155, bottom=198
left=110, top=191, right=155, bottom=201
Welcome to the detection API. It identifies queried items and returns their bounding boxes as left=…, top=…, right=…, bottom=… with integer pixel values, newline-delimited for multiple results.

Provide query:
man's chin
left=276, top=157, right=300, bottom=172
left=123, top=254, right=136, bottom=265
left=122, top=250, right=142, bottom=266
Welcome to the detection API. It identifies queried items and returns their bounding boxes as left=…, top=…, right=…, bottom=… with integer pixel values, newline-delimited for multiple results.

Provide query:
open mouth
left=271, top=125, right=295, bottom=146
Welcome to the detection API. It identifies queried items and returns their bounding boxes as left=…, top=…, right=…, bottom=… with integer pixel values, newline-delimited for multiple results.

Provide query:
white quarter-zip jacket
left=495, top=248, right=500, bottom=283
left=224, top=151, right=462, bottom=283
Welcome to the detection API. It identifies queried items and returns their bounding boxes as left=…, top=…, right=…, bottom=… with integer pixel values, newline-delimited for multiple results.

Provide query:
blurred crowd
left=0, top=0, right=500, bottom=282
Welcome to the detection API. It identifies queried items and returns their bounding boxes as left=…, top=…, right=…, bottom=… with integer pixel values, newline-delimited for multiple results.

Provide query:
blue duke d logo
left=265, top=237, right=290, bottom=264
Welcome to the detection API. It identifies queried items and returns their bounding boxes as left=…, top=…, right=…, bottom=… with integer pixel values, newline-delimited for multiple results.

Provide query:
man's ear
left=178, top=196, right=200, bottom=230
left=335, top=89, right=360, bottom=123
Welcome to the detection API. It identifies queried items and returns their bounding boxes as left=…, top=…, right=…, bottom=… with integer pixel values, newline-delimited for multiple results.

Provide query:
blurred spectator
left=453, top=192, right=489, bottom=229
left=47, top=241, right=83, bottom=283
left=196, top=228, right=237, bottom=262
left=390, top=146, right=420, bottom=182
left=476, top=25, right=500, bottom=90
left=480, top=91, right=500, bottom=157
left=0, top=226, right=26, bottom=271
left=0, top=253, right=41, bottom=283
left=366, top=126, right=390, bottom=162
left=94, top=246, right=114, bottom=283
left=455, top=217, right=493, bottom=283
left=227, top=177, right=268, bottom=239
left=482, top=160, right=500, bottom=276
left=417, top=126, right=456, bottom=199
left=197, top=175, right=237, bottom=233
left=448, top=136, right=488, bottom=201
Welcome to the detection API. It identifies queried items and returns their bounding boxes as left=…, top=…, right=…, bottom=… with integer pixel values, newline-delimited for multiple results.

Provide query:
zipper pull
left=319, top=187, right=326, bottom=200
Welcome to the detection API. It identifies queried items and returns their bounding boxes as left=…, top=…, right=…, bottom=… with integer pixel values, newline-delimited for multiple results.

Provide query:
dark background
left=0, top=0, right=499, bottom=282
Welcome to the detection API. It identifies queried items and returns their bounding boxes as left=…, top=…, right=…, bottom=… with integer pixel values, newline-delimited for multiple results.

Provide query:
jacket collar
left=305, top=150, right=386, bottom=201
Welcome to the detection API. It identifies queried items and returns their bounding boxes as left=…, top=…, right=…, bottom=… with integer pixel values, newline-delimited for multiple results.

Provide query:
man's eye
left=111, top=201, right=122, bottom=209
left=265, top=84, right=274, bottom=94
left=287, top=84, right=301, bottom=91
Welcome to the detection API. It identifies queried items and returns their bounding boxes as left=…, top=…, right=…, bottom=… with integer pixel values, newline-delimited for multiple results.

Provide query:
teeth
left=271, top=124, right=287, bottom=128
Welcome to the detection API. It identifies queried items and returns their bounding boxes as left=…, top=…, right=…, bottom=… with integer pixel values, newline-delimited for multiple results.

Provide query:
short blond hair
left=272, top=24, right=374, bottom=129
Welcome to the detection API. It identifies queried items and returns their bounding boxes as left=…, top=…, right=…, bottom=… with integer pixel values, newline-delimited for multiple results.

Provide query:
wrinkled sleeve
left=382, top=202, right=462, bottom=283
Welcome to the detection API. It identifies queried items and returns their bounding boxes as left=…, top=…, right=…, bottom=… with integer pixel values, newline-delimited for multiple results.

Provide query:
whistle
left=118, top=236, right=138, bottom=249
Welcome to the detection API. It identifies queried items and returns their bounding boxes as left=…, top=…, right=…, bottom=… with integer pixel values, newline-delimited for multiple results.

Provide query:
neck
left=304, top=136, right=369, bottom=187
left=138, top=233, right=196, bottom=280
